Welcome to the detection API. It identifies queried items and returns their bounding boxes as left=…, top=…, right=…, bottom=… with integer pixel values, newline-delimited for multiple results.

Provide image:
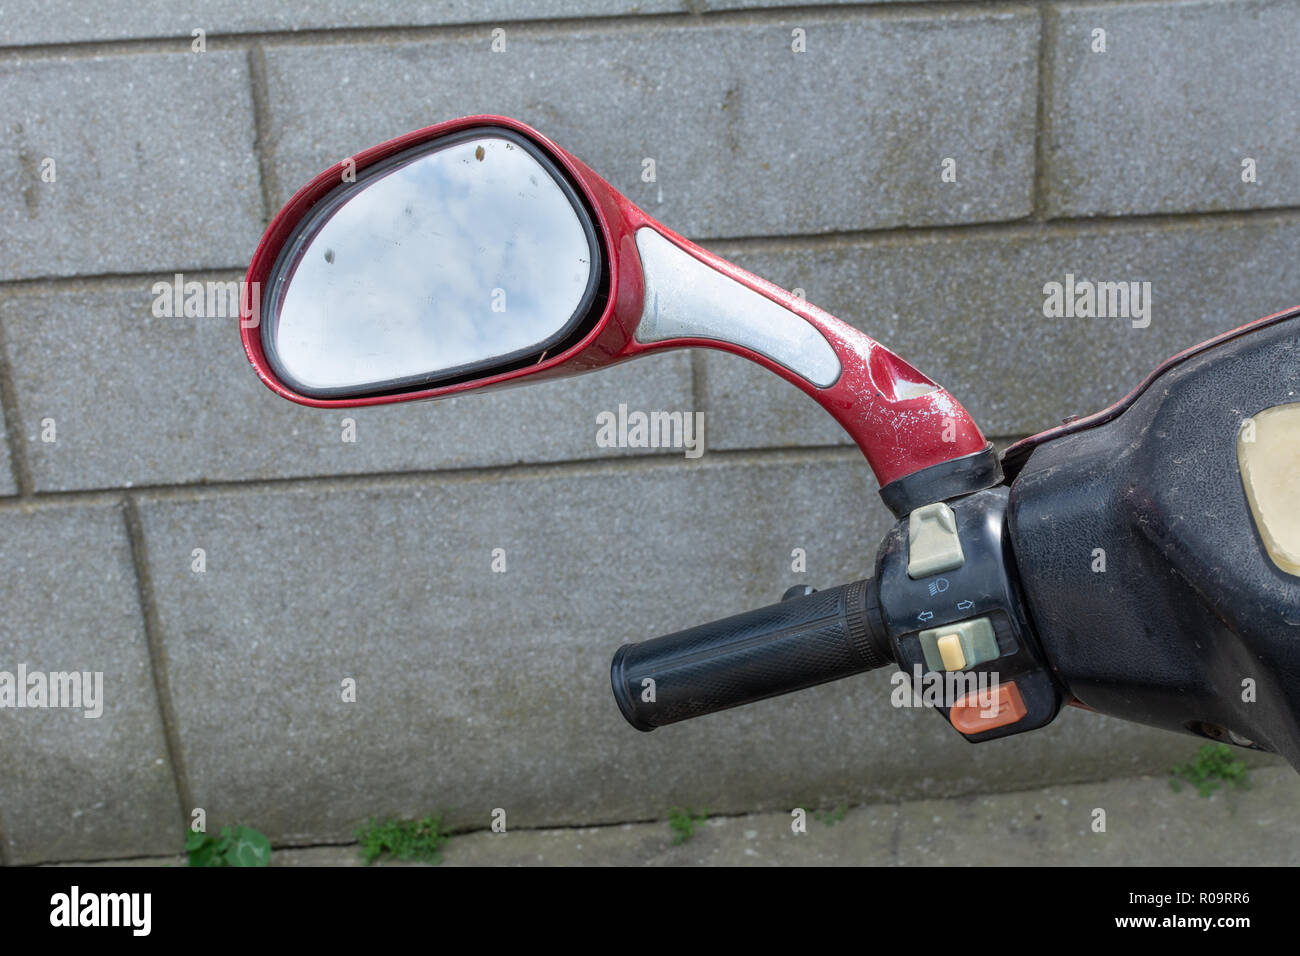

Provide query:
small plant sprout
left=185, top=825, right=272, bottom=867
left=668, top=807, right=708, bottom=844
left=355, top=815, right=449, bottom=864
left=816, top=805, right=848, bottom=826
left=1169, top=743, right=1250, bottom=797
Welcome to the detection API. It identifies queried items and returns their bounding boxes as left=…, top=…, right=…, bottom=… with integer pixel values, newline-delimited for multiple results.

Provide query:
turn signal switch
left=873, top=487, right=1064, bottom=741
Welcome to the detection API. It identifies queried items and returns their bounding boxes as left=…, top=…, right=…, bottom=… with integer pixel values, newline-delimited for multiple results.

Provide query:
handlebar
left=610, top=578, right=893, bottom=731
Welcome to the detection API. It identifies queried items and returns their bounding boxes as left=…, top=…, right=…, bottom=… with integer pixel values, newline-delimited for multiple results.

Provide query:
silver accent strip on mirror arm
left=631, top=227, right=841, bottom=388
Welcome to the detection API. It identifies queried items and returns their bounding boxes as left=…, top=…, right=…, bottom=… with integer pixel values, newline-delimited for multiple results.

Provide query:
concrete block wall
left=0, top=0, right=1295, bottom=862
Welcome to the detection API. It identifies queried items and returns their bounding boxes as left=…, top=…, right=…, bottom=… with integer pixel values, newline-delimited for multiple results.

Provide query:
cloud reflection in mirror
left=269, top=133, right=596, bottom=395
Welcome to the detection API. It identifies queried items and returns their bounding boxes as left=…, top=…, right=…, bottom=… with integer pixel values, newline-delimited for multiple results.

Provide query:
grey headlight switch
left=906, top=501, right=965, bottom=579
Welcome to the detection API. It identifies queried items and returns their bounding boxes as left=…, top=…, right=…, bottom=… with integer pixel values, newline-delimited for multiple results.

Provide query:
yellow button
left=936, top=633, right=966, bottom=671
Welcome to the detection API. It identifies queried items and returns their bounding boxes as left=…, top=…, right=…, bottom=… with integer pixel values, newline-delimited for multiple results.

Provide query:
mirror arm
left=624, top=224, right=996, bottom=510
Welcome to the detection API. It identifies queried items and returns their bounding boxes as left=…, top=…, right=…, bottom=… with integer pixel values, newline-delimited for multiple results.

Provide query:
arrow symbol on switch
left=956, top=600, right=974, bottom=611
left=918, top=611, right=934, bottom=622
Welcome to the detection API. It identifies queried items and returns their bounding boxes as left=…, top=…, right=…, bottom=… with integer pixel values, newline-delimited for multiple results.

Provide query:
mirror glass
left=263, top=129, right=601, bottom=397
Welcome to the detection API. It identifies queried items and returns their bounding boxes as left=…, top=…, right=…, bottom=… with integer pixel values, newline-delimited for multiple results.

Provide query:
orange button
left=950, top=680, right=1027, bottom=734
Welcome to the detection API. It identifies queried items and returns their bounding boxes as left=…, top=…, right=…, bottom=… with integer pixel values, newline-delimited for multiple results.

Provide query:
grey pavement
left=61, top=766, right=1300, bottom=866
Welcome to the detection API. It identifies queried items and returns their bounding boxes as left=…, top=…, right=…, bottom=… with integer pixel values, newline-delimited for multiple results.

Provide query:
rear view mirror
left=242, top=115, right=1000, bottom=512
left=262, top=130, right=602, bottom=398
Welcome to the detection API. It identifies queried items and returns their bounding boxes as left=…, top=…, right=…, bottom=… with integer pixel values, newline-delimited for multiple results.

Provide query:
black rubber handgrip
left=610, top=579, right=892, bottom=731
